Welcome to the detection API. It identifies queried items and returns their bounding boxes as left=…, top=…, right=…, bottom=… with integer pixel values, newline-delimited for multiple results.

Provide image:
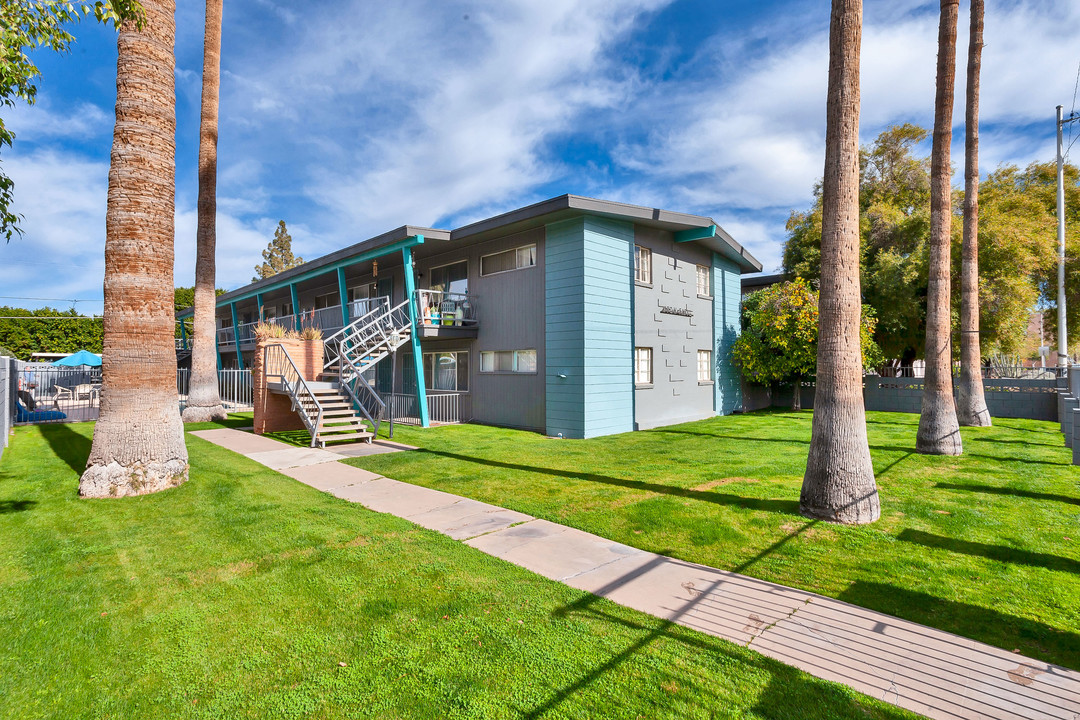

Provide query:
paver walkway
left=190, top=428, right=1080, bottom=720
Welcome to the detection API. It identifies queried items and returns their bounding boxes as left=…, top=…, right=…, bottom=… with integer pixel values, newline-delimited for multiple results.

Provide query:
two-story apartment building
left=178, top=195, right=762, bottom=439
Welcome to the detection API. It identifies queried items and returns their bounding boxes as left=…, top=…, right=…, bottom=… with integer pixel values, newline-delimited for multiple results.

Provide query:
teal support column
left=289, top=283, right=301, bottom=332
left=337, top=267, right=350, bottom=327
left=216, top=342, right=222, bottom=371
left=230, top=302, right=245, bottom=371
left=256, top=293, right=265, bottom=321
left=180, top=320, right=189, bottom=350
left=401, top=244, right=430, bottom=427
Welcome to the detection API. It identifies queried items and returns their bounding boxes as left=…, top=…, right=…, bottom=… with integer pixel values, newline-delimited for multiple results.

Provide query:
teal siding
left=545, top=219, right=586, bottom=438
left=582, top=217, right=634, bottom=438
left=544, top=217, right=634, bottom=438
left=713, top=253, right=742, bottom=414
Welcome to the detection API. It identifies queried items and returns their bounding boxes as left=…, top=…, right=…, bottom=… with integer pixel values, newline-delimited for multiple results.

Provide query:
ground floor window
left=698, top=350, right=713, bottom=383
left=480, top=349, right=536, bottom=373
left=635, top=347, right=652, bottom=386
left=404, top=351, right=469, bottom=392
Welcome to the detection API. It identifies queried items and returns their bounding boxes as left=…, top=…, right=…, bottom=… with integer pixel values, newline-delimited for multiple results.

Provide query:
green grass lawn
left=0, top=419, right=917, bottom=720
left=339, top=410, right=1080, bottom=672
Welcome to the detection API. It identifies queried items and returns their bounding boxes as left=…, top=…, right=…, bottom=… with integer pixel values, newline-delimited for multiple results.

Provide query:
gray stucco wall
left=633, top=226, right=715, bottom=430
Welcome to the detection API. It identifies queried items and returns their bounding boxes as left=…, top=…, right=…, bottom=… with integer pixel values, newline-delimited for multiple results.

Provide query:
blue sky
left=2, top=0, right=1079, bottom=314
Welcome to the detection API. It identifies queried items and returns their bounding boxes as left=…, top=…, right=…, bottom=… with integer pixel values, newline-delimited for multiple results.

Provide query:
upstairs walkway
left=190, top=427, right=1080, bottom=720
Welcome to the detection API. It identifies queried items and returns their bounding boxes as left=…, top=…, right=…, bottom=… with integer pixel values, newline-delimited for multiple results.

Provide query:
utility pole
left=1057, top=105, right=1080, bottom=367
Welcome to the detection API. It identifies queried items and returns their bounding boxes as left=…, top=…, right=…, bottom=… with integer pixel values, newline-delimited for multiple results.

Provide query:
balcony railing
left=416, top=290, right=478, bottom=328
left=268, top=314, right=296, bottom=331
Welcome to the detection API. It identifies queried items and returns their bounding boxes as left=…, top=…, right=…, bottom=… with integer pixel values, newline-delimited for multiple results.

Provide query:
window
left=314, top=291, right=338, bottom=310
left=429, top=260, right=469, bottom=295
left=480, top=349, right=537, bottom=373
left=696, top=265, right=711, bottom=297
left=635, top=347, right=653, bottom=386
left=634, top=245, right=652, bottom=284
left=403, top=352, right=469, bottom=392
left=481, top=244, right=536, bottom=276
left=348, top=283, right=376, bottom=302
left=698, top=350, right=713, bottom=383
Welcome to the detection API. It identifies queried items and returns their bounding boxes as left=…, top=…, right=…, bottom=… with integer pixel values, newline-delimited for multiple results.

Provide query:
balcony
left=415, top=290, right=479, bottom=339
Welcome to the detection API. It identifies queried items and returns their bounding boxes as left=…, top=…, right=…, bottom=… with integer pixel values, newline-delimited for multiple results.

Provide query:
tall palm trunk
left=182, top=0, right=227, bottom=423
left=956, top=0, right=990, bottom=427
left=917, top=0, right=963, bottom=455
left=800, top=0, right=880, bottom=525
left=80, top=0, right=189, bottom=498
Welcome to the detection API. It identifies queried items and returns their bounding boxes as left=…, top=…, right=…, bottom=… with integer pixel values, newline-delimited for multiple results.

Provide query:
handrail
left=324, top=298, right=412, bottom=373
left=262, top=342, right=323, bottom=447
left=338, top=371, right=385, bottom=438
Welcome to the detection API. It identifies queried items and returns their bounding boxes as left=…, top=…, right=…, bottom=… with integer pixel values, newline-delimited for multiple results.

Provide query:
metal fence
left=0, top=358, right=10, bottom=462
left=882, top=363, right=1067, bottom=379
left=177, top=369, right=253, bottom=411
left=387, top=391, right=469, bottom=425
left=4, top=364, right=252, bottom=426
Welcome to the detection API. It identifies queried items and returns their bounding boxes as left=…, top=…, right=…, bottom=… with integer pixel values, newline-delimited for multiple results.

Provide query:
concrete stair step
left=316, top=430, right=373, bottom=444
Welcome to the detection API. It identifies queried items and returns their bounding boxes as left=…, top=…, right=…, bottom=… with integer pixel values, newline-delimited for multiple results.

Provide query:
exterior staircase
left=262, top=298, right=413, bottom=448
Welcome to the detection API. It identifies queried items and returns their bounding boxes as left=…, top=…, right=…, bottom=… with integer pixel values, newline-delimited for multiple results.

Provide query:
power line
left=1069, top=59, right=1080, bottom=160
left=0, top=316, right=101, bottom=321
left=0, top=296, right=82, bottom=303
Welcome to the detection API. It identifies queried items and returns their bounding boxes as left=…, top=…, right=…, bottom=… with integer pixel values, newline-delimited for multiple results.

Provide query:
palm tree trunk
left=80, top=0, right=189, bottom=498
left=182, top=0, right=227, bottom=423
left=917, top=0, right=963, bottom=455
left=956, top=0, right=990, bottom=427
left=801, top=0, right=880, bottom=525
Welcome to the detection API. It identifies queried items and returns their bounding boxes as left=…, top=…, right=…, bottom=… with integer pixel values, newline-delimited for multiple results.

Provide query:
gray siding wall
left=633, top=227, right=715, bottom=430
left=456, top=228, right=546, bottom=431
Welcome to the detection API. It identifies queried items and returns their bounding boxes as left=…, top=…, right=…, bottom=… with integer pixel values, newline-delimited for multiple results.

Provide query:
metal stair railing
left=337, top=370, right=387, bottom=438
left=324, top=299, right=413, bottom=376
left=262, top=342, right=324, bottom=448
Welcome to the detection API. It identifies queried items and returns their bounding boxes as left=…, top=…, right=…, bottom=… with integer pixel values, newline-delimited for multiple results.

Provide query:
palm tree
left=956, top=0, right=990, bottom=427
left=80, top=0, right=189, bottom=498
left=800, top=0, right=880, bottom=524
left=181, top=0, right=227, bottom=423
left=917, top=0, right=963, bottom=455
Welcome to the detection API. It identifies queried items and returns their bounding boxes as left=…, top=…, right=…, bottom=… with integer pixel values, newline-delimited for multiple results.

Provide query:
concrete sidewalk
left=189, top=428, right=1080, bottom=720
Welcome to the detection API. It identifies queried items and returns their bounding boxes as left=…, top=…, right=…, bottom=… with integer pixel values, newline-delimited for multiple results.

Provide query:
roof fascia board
left=214, top=233, right=426, bottom=309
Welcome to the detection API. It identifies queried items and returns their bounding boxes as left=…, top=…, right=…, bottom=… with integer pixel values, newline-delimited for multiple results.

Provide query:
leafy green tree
left=0, top=0, right=144, bottom=241
left=173, top=285, right=223, bottom=338
left=253, top=220, right=303, bottom=281
left=783, top=124, right=1068, bottom=368
left=0, top=305, right=103, bottom=359
left=732, top=279, right=882, bottom=410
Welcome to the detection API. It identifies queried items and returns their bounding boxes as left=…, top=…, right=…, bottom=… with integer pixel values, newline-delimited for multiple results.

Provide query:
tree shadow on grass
left=838, top=580, right=1080, bottom=672
left=0, top=500, right=36, bottom=514
left=935, top=482, right=1080, bottom=507
left=656, top=428, right=1073, bottom=466
left=410, top=448, right=801, bottom=515
left=37, top=423, right=91, bottom=475
left=896, top=529, right=1080, bottom=575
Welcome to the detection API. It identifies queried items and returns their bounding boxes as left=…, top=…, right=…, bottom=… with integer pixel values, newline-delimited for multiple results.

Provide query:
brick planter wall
left=252, top=337, right=325, bottom=435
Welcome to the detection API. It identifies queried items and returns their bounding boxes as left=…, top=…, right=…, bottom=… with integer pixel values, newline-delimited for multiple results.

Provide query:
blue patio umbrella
left=51, top=349, right=102, bottom=367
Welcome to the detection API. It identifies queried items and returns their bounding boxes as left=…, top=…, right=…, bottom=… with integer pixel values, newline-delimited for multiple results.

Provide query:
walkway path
left=190, top=428, right=1080, bottom=720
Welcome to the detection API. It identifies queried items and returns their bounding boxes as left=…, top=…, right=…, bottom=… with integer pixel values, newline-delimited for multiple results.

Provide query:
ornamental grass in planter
left=252, top=322, right=325, bottom=434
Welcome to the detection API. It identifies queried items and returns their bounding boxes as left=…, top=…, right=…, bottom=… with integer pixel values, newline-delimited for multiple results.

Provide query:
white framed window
left=634, top=245, right=652, bottom=284
left=635, top=347, right=653, bottom=386
left=480, top=349, right=537, bottom=373
left=696, top=265, right=711, bottom=297
left=698, top=350, right=713, bottom=383
left=480, top=244, right=536, bottom=276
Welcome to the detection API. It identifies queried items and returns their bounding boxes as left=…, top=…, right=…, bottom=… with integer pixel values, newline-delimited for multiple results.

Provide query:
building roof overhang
left=451, top=194, right=762, bottom=273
